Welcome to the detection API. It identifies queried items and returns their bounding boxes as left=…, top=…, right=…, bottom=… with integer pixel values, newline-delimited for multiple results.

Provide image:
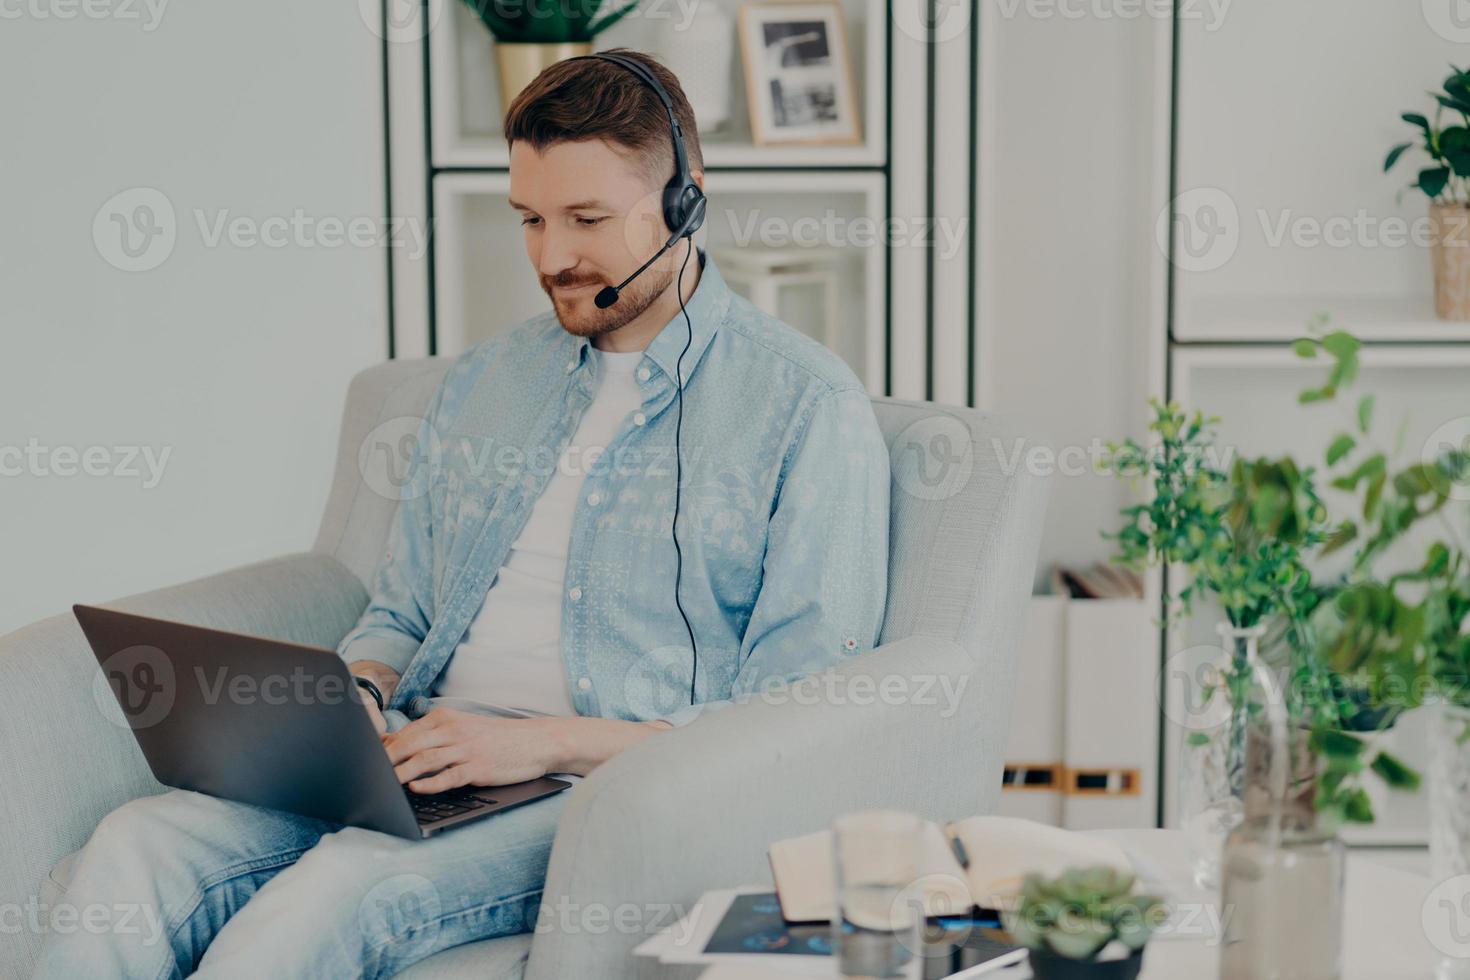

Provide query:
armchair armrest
left=0, top=551, right=367, bottom=980
left=526, top=633, right=991, bottom=980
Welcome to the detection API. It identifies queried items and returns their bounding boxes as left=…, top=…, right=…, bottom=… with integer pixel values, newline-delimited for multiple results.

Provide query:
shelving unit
left=1159, top=0, right=1470, bottom=848
left=385, top=0, right=954, bottom=400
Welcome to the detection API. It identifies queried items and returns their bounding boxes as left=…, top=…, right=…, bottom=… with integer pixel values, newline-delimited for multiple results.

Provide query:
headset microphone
left=593, top=194, right=707, bottom=310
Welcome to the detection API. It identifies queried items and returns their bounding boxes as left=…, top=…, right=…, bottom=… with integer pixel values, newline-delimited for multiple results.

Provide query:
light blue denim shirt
left=336, top=249, right=890, bottom=727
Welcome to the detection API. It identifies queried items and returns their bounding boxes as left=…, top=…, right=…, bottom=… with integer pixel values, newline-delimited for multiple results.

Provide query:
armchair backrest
left=872, top=399, right=1050, bottom=661
left=314, top=360, right=1050, bottom=674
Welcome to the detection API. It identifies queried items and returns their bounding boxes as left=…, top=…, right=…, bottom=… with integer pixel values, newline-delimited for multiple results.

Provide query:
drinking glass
left=831, top=809, right=924, bottom=980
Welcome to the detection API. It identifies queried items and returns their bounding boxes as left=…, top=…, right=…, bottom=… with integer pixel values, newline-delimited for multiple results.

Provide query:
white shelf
left=429, top=0, right=887, bottom=171
left=435, top=135, right=886, bottom=171
left=1172, top=341, right=1470, bottom=372
left=1178, top=294, right=1470, bottom=345
left=1341, top=826, right=1430, bottom=848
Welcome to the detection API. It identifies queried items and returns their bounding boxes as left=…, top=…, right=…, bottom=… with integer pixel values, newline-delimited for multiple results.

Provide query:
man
left=36, top=49, right=890, bottom=978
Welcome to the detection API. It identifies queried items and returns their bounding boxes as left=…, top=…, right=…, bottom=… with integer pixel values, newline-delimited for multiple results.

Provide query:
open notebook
left=767, top=816, right=1132, bottom=924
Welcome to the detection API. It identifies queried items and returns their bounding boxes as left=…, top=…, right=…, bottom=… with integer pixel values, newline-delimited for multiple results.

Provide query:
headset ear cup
left=662, top=181, right=687, bottom=234
left=683, top=186, right=706, bottom=236
left=664, top=182, right=706, bottom=237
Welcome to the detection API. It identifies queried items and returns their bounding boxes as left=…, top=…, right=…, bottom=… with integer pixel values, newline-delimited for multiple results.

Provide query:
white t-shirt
left=432, top=346, right=646, bottom=716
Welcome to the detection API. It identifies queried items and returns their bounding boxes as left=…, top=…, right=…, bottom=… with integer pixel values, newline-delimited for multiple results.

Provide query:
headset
left=570, top=52, right=705, bottom=707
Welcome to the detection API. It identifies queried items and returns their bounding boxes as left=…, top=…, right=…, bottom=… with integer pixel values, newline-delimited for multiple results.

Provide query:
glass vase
left=1429, top=703, right=1470, bottom=980
left=1219, top=721, right=1345, bottom=980
left=1178, top=622, right=1264, bottom=888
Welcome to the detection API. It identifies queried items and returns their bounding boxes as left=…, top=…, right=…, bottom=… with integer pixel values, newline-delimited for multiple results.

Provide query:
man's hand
left=348, top=661, right=401, bottom=736
left=384, top=710, right=675, bottom=792
left=384, top=709, right=563, bottom=793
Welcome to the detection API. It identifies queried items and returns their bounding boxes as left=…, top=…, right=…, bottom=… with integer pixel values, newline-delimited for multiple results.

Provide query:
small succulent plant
left=1003, top=866, right=1167, bottom=961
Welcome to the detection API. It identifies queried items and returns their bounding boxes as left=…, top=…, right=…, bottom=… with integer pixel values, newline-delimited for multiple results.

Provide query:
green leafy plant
left=460, top=0, right=639, bottom=43
left=1102, top=321, right=1428, bottom=825
left=1104, top=406, right=1325, bottom=632
left=1385, top=66, right=1470, bottom=205
left=1003, top=867, right=1166, bottom=962
left=1291, top=324, right=1470, bottom=799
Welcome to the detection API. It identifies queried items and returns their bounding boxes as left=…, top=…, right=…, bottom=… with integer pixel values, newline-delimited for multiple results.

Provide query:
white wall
left=977, top=6, right=1167, bottom=589
left=1, top=1, right=389, bottom=634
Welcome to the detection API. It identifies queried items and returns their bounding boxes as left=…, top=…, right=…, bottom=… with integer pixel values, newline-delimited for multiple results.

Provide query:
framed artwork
left=737, top=2, right=861, bottom=146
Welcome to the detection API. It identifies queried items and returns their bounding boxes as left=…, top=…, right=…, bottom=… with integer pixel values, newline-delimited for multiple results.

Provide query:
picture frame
left=737, top=2, right=861, bottom=147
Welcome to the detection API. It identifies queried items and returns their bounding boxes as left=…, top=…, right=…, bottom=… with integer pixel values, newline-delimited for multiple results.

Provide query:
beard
left=541, top=263, right=676, bottom=340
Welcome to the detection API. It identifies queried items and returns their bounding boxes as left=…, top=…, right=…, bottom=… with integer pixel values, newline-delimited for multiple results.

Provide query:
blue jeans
left=32, top=713, right=578, bottom=979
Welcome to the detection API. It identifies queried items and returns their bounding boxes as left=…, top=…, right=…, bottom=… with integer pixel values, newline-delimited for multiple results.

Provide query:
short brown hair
left=503, top=48, right=703, bottom=187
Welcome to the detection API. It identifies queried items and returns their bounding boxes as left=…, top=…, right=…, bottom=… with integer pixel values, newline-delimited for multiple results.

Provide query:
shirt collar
left=567, top=246, right=731, bottom=385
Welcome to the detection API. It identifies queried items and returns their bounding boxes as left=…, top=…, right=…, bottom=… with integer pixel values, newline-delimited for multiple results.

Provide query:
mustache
left=542, top=272, right=605, bottom=290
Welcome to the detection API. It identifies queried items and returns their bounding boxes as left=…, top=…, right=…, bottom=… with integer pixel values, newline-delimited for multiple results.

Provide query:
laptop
left=74, top=604, right=573, bottom=840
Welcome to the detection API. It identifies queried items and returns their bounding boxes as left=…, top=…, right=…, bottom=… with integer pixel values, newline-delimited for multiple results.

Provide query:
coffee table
left=634, top=829, right=1442, bottom=979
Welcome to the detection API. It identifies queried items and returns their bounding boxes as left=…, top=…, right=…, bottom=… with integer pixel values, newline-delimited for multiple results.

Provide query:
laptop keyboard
left=407, top=788, right=500, bottom=825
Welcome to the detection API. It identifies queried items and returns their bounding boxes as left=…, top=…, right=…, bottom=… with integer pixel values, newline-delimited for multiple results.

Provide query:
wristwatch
left=354, top=675, right=385, bottom=711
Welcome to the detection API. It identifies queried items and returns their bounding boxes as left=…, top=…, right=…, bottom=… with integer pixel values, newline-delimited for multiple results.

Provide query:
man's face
left=509, top=138, right=676, bottom=339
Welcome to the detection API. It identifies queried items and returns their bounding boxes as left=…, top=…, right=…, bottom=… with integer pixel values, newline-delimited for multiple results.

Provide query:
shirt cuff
left=338, top=629, right=420, bottom=677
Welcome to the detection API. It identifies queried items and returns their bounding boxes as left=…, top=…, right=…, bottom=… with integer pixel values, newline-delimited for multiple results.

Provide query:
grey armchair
left=0, top=357, right=1048, bottom=980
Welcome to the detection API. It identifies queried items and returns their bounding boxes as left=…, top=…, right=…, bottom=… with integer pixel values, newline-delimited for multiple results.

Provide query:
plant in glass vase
left=1104, top=401, right=1326, bottom=887
left=1103, top=325, right=1438, bottom=979
left=1202, top=329, right=1425, bottom=980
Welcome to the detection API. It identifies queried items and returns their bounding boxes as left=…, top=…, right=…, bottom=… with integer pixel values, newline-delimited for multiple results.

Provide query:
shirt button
left=565, top=359, right=577, bottom=373
left=637, top=367, right=651, bottom=382
left=568, top=586, right=583, bottom=601
left=587, top=492, right=601, bottom=506
left=633, top=412, right=647, bottom=426
left=577, top=676, right=592, bottom=691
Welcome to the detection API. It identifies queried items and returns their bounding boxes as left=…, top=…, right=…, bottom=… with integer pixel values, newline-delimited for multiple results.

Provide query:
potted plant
left=1384, top=67, right=1470, bottom=320
left=459, top=0, right=642, bottom=115
left=1002, top=866, right=1165, bottom=980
